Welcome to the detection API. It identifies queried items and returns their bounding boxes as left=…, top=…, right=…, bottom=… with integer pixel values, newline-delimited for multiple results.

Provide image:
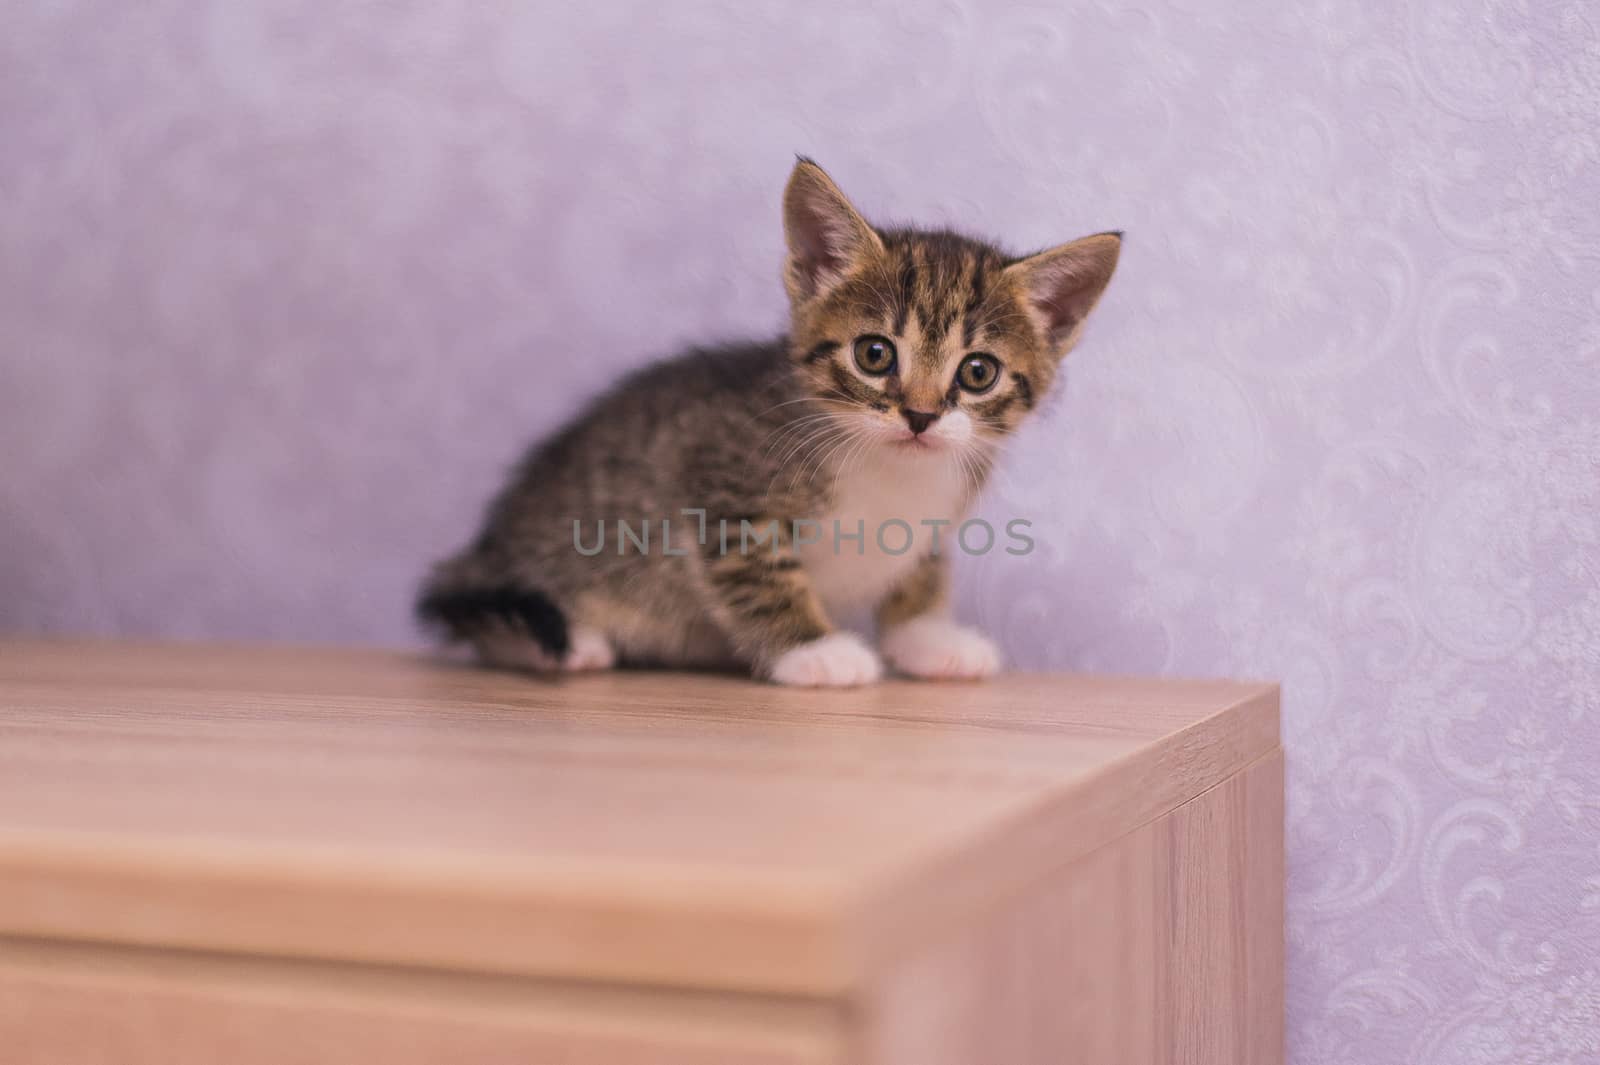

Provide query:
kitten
left=418, top=159, right=1119, bottom=687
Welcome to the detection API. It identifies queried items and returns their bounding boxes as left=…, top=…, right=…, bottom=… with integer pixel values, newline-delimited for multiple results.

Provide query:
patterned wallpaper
left=3, top=1, right=1598, bottom=1058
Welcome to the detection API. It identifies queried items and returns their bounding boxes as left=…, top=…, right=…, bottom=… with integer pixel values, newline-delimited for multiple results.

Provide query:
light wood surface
left=0, top=937, right=844, bottom=1065
left=0, top=638, right=1282, bottom=1063
left=0, top=638, right=1276, bottom=993
left=861, top=750, right=1284, bottom=1065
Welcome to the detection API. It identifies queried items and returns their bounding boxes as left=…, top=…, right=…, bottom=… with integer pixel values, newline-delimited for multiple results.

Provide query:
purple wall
left=4, top=1, right=1599, bottom=1057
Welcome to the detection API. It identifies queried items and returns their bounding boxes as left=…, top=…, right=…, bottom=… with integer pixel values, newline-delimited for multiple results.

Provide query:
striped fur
left=417, top=160, right=1119, bottom=682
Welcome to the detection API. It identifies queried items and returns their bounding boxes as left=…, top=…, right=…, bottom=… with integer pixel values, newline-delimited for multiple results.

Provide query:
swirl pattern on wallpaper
left=2, top=1, right=1597, bottom=1059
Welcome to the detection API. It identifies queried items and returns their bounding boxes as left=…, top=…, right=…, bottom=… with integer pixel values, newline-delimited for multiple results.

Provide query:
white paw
left=880, top=618, right=1001, bottom=680
left=562, top=627, right=617, bottom=672
left=768, top=632, right=883, bottom=688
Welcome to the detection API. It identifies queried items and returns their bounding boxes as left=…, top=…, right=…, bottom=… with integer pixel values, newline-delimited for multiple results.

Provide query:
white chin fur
left=880, top=617, right=1001, bottom=680
left=768, top=632, right=883, bottom=687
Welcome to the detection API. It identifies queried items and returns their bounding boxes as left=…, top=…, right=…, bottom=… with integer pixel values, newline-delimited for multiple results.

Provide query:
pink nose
left=902, top=409, right=939, bottom=435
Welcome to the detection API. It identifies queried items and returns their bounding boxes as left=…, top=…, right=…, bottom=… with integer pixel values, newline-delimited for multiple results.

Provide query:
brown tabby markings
left=874, top=554, right=947, bottom=630
left=701, top=517, right=831, bottom=661
left=416, top=158, right=1120, bottom=682
left=791, top=230, right=1061, bottom=440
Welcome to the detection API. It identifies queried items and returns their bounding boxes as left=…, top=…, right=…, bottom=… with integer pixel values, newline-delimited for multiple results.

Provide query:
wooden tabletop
left=0, top=640, right=1278, bottom=996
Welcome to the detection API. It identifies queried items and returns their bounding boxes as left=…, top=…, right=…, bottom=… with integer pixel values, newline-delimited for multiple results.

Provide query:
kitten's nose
left=902, top=409, right=940, bottom=435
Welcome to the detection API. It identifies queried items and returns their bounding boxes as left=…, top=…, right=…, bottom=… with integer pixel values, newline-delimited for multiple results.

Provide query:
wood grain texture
left=0, top=937, right=842, bottom=1065
left=0, top=639, right=1278, bottom=997
left=860, top=751, right=1285, bottom=1065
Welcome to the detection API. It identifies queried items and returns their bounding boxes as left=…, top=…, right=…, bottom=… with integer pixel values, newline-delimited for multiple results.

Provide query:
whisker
left=744, top=395, right=832, bottom=426
left=771, top=414, right=858, bottom=497
left=833, top=427, right=878, bottom=496
left=772, top=420, right=846, bottom=470
left=796, top=426, right=860, bottom=491
left=760, top=410, right=850, bottom=451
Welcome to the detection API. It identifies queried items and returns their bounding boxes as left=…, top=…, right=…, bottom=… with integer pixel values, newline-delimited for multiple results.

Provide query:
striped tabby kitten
left=419, top=159, right=1119, bottom=686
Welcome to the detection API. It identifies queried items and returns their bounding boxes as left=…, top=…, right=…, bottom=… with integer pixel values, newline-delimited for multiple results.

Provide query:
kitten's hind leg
left=416, top=576, right=600, bottom=674
left=474, top=626, right=615, bottom=673
left=474, top=631, right=562, bottom=672
left=561, top=626, right=617, bottom=672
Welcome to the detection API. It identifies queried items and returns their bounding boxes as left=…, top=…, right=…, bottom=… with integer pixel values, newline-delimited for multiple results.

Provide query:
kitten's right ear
left=783, top=159, right=883, bottom=304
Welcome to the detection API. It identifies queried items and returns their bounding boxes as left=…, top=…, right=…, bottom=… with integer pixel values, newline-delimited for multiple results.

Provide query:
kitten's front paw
left=881, top=618, right=1001, bottom=680
left=768, top=632, right=883, bottom=688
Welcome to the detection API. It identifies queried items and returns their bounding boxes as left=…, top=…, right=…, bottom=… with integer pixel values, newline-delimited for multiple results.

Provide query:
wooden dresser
left=0, top=640, right=1282, bottom=1064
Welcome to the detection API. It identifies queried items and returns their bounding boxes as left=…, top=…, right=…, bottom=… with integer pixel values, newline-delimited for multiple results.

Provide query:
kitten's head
left=781, top=158, right=1119, bottom=458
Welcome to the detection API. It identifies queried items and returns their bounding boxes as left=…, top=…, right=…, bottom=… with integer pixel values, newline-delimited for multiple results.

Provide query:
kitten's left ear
left=1004, top=232, right=1122, bottom=354
left=782, top=158, right=884, bottom=304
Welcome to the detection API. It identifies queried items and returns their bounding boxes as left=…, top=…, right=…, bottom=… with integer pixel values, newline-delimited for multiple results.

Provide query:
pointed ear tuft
left=782, top=160, right=883, bottom=304
left=1005, top=232, right=1122, bottom=352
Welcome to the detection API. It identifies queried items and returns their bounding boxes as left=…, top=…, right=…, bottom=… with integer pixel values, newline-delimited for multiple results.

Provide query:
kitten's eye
left=957, top=353, right=1001, bottom=393
left=852, top=335, right=897, bottom=376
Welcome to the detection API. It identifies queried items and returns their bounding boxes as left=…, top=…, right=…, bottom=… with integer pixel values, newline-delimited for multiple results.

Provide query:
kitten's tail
left=415, top=561, right=570, bottom=658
